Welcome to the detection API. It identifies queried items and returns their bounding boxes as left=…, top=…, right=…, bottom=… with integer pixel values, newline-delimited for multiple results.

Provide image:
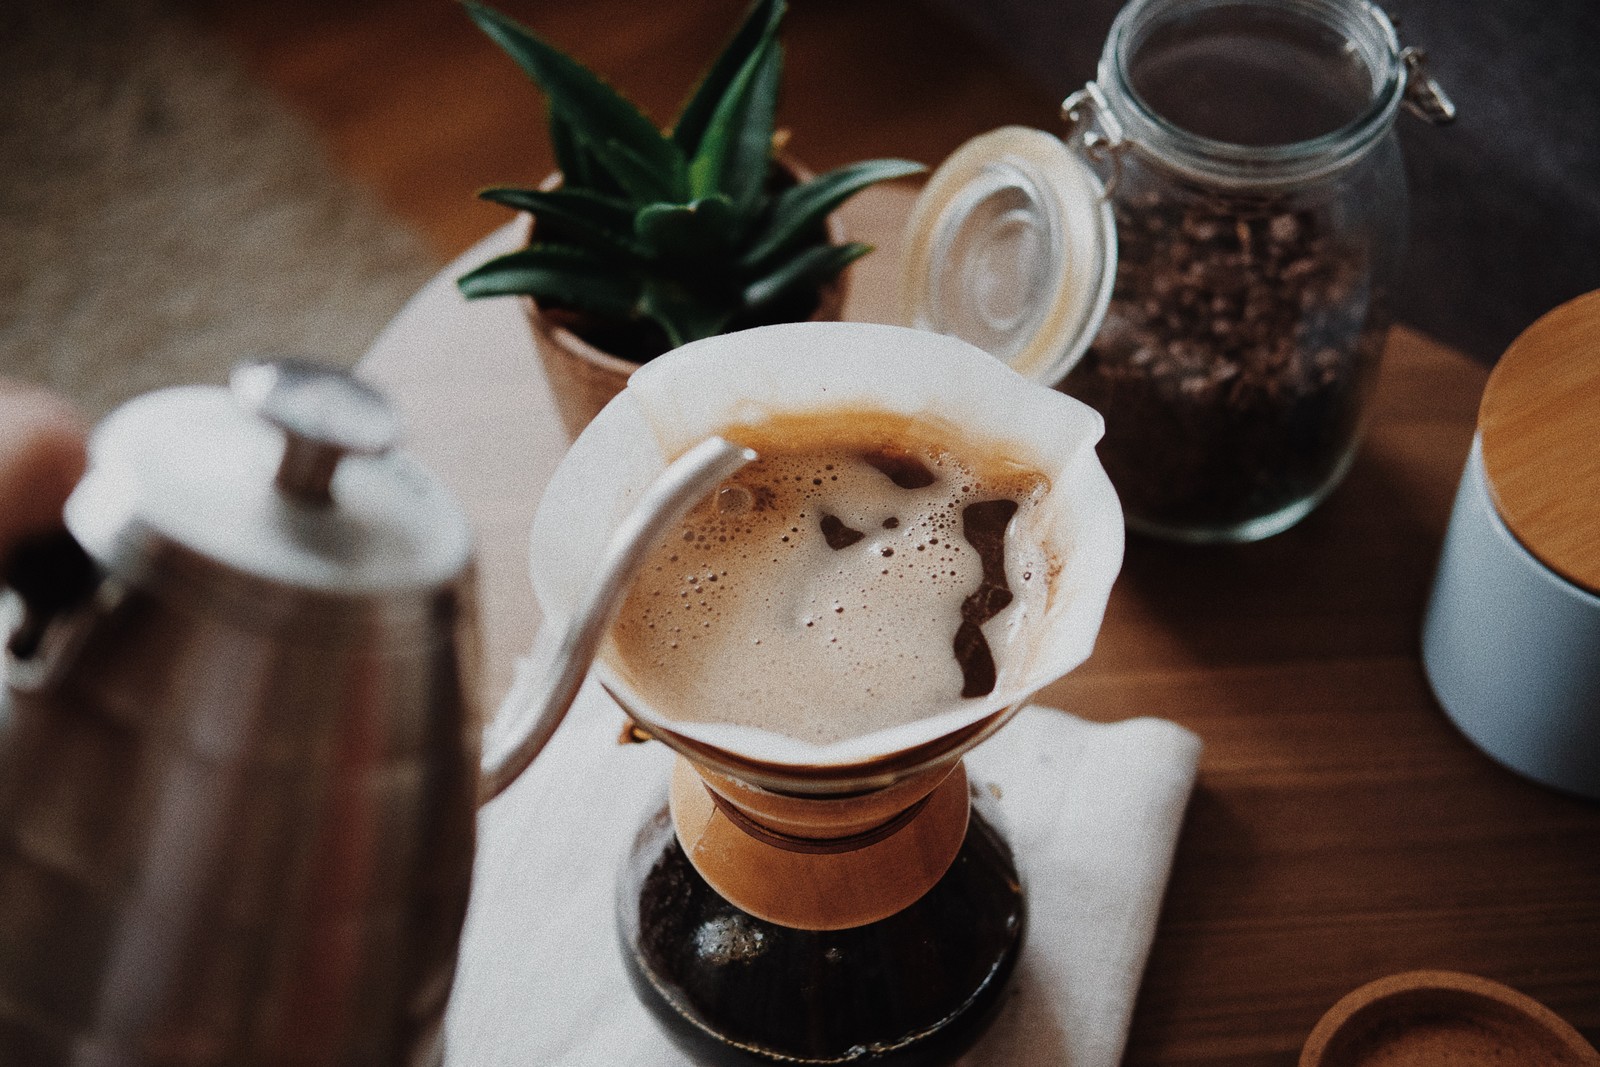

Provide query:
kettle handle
left=2, top=531, right=104, bottom=694
left=477, top=436, right=756, bottom=805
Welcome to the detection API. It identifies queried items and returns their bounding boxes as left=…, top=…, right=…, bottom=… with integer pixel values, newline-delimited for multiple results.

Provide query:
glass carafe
left=615, top=742, right=1024, bottom=1065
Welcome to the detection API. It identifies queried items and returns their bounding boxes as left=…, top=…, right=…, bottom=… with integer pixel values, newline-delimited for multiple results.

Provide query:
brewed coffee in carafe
left=619, top=788, right=1024, bottom=1066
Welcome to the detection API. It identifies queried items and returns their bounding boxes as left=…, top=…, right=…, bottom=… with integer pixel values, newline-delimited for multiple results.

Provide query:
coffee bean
left=1060, top=189, right=1387, bottom=531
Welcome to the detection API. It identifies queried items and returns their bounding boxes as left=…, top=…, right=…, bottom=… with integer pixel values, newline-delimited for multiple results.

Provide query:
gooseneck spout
left=477, top=435, right=756, bottom=804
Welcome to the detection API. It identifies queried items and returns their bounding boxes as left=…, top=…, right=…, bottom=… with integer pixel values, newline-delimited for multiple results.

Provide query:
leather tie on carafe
left=700, top=779, right=937, bottom=856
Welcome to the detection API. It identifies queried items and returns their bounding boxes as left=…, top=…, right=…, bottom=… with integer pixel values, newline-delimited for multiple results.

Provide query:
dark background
left=928, top=0, right=1600, bottom=364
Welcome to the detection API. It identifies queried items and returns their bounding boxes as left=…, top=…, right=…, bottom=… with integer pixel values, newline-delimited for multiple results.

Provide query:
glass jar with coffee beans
left=1056, top=0, right=1454, bottom=542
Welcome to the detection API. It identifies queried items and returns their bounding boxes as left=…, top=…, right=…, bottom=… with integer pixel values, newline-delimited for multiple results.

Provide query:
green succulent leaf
left=457, top=244, right=642, bottom=319
left=743, top=159, right=926, bottom=269
left=672, top=0, right=785, bottom=159
left=687, top=35, right=782, bottom=217
left=549, top=106, right=622, bottom=196
left=641, top=280, right=736, bottom=347
left=587, top=138, right=691, bottom=204
left=461, top=0, right=915, bottom=355
left=743, top=241, right=871, bottom=313
left=478, top=186, right=641, bottom=257
left=464, top=2, right=686, bottom=200
left=634, top=196, right=737, bottom=263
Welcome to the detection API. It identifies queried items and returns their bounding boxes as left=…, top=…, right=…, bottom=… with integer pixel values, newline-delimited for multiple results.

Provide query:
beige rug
left=0, top=0, right=439, bottom=418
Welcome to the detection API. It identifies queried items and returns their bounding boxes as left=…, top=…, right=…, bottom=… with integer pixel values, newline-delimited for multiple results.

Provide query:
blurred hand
left=0, top=382, right=87, bottom=565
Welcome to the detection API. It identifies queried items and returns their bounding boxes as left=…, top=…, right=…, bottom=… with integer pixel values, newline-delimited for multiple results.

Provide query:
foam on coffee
left=607, top=412, right=1054, bottom=746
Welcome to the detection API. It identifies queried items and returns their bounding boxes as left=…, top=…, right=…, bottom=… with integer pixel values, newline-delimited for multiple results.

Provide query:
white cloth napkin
left=444, top=656, right=1202, bottom=1067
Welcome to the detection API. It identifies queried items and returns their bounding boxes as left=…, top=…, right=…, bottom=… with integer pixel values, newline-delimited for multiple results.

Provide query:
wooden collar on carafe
left=668, top=757, right=972, bottom=931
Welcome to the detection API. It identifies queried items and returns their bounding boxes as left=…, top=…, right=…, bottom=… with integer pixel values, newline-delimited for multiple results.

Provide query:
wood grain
left=184, top=0, right=1056, bottom=260
left=1480, top=289, right=1600, bottom=595
left=186, top=2, right=1600, bottom=1062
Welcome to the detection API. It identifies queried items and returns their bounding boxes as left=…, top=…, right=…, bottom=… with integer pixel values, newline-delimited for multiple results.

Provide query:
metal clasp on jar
left=1399, top=46, right=1456, bottom=124
left=1060, top=82, right=1131, bottom=199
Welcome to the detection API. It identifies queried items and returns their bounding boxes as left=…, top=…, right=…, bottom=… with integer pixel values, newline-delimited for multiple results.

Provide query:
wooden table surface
left=364, top=180, right=1600, bottom=1066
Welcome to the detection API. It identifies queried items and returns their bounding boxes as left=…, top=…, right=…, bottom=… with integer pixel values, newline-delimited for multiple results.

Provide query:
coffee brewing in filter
left=529, top=322, right=1123, bottom=769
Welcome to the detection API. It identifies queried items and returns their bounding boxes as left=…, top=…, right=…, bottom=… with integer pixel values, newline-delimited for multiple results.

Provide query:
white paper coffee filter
left=528, top=322, right=1123, bottom=767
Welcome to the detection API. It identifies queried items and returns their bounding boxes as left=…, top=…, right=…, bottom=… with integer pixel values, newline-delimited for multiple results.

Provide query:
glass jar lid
left=901, top=126, right=1117, bottom=386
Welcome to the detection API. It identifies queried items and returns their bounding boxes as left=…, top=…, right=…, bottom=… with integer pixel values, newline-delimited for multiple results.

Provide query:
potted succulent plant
left=456, top=0, right=924, bottom=435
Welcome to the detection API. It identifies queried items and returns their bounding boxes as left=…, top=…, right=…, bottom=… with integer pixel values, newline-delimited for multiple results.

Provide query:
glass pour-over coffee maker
left=524, top=322, right=1124, bottom=1065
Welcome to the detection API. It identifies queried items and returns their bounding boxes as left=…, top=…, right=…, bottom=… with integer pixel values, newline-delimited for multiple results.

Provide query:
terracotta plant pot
left=524, top=160, right=851, bottom=439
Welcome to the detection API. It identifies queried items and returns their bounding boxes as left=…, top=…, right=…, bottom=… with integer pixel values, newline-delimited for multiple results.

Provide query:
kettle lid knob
left=231, top=359, right=399, bottom=504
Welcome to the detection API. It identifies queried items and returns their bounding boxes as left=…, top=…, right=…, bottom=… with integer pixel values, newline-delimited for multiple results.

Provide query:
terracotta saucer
left=1300, top=970, right=1600, bottom=1067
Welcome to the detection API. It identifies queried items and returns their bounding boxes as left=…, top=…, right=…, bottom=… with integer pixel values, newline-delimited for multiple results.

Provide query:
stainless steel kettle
left=0, top=360, right=478, bottom=1066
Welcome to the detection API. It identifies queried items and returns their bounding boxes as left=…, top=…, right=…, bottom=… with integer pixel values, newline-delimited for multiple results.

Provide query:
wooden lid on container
left=1479, top=290, right=1600, bottom=595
